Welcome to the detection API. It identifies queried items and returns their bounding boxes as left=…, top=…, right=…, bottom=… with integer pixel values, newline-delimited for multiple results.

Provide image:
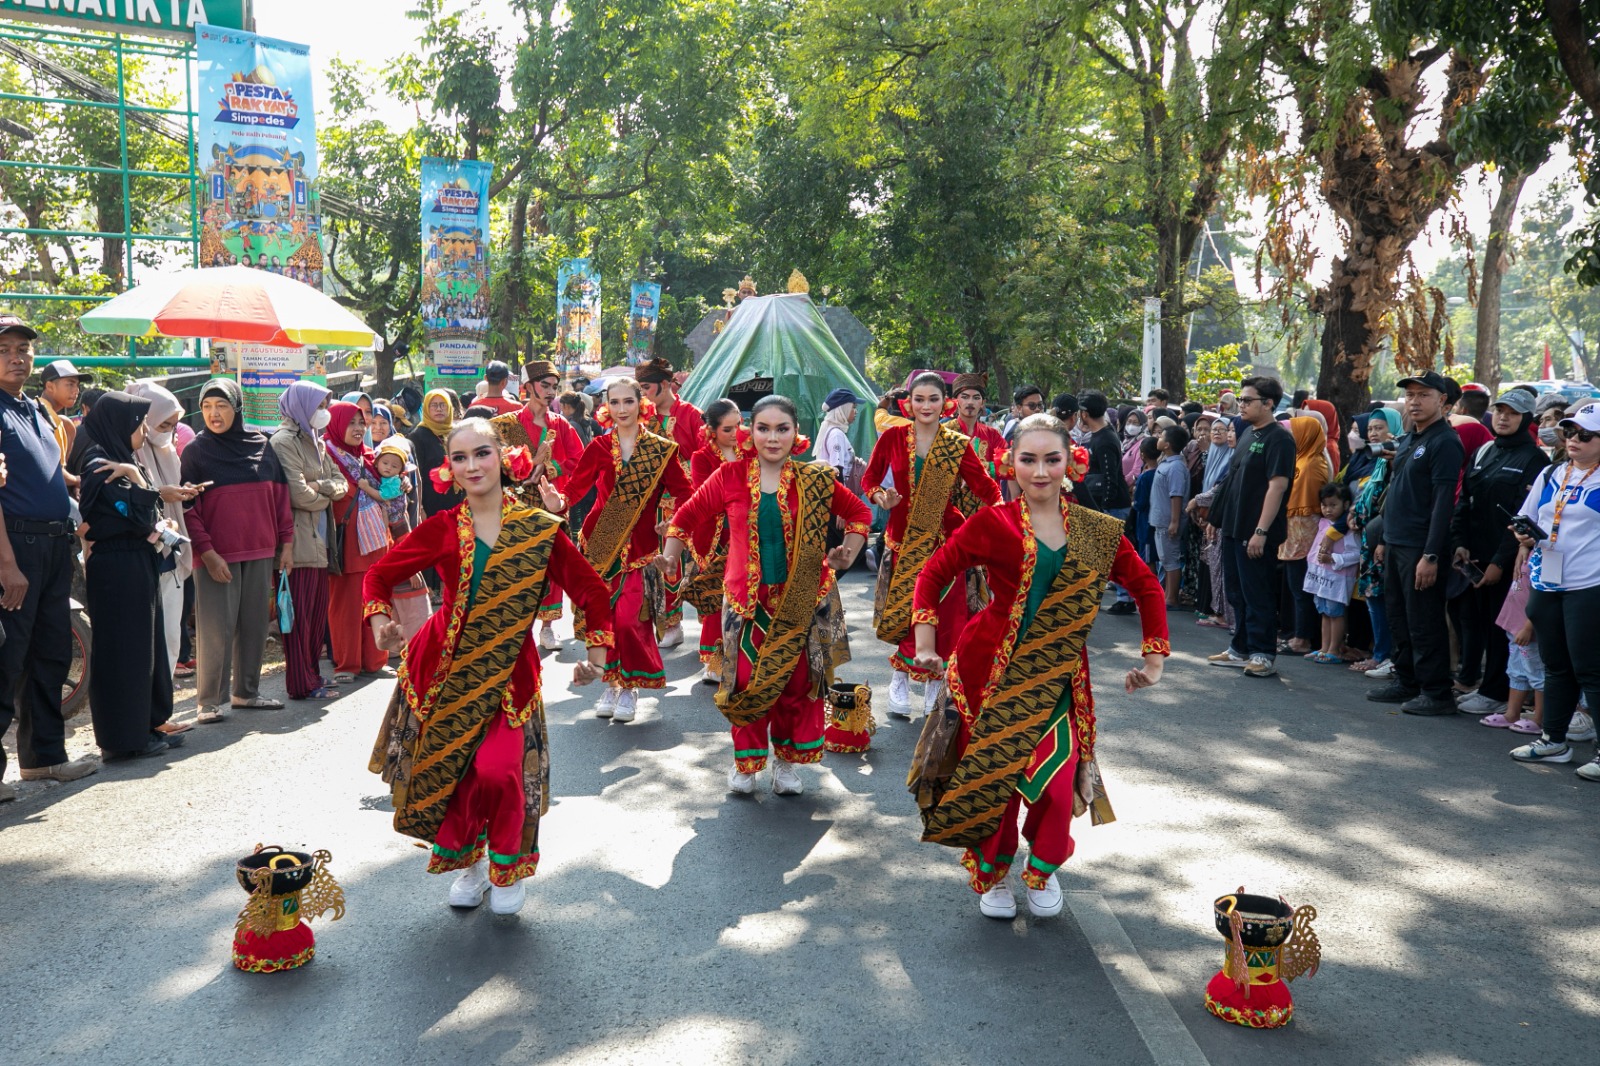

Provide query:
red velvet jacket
left=863, top=422, right=1001, bottom=548
left=914, top=500, right=1169, bottom=760
left=688, top=444, right=735, bottom=561
left=646, top=396, right=705, bottom=477
left=564, top=429, right=694, bottom=573
left=514, top=406, right=585, bottom=490
left=950, top=416, right=1012, bottom=480
left=362, top=499, right=614, bottom=725
left=670, top=459, right=871, bottom=618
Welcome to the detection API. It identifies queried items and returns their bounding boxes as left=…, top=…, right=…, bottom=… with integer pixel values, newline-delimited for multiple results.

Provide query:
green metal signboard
left=1, top=1, right=251, bottom=41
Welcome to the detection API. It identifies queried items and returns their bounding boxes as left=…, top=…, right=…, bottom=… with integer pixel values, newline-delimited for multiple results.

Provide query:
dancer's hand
left=910, top=649, right=942, bottom=675
left=371, top=617, right=405, bottom=652
left=536, top=475, right=565, bottom=513
left=826, top=544, right=854, bottom=570
left=653, top=552, right=680, bottom=577
left=1125, top=652, right=1163, bottom=693
left=876, top=487, right=902, bottom=510
left=572, top=660, right=602, bottom=686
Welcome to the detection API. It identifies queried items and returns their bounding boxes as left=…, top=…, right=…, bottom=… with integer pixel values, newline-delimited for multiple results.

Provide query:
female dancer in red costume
left=364, top=418, right=613, bottom=915
left=684, top=399, right=742, bottom=684
left=662, top=395, right=870, bottom=795
left=863, top=372, right=1001, bottom=718
left=560, top=378, right=693, bottom=722
left=909, top=414, right=1169, bottom=920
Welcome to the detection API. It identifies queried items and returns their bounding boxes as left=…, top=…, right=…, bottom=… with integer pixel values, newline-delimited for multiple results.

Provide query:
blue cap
left=823, top=387, right=868, bottom=411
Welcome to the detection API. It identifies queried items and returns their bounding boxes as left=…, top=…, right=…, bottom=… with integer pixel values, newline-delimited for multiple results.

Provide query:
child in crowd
left=1151, top=425, right=1191, bottom=606
left=372, top=438, right=431, bottom=640
left=1486, top=555, right=1543, bottom=733
left=1132, top=436, right=1161, bottom=573
left=1305, top=483, right=1359, bottom=664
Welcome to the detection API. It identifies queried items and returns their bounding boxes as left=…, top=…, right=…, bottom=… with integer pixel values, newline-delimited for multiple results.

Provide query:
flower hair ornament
left=429, top=459, right=455, bottom=495
left=1067, top=444, right=1091, bottom=483
left=502, top=444, right=536, bottom=483
left=899, top=395, right=958, bottom=419
left=594, top=394, right=658, bottom=429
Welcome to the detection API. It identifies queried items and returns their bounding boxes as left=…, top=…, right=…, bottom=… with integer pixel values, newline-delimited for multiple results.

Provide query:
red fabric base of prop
left=1204, top=970, right=1295, bottom=1029
left=823, top=725, right=872, bottom=753
left=232, top=922, right=316, bottom=973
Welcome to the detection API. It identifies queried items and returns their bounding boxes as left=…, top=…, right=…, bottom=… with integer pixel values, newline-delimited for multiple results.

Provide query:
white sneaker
left=1568, top=711, right=1597, bottom=742
left=771, top=760, right=803, bottom=796
left=728, top=767, right=758, bottom=794
left=700, top=666, right=721, bottom=685
left=538, top=625, right=561, bottom=651
left=922, top=679, right=945, bottom=718
left=1365, top=660, right=1395, bottom=679
left=447, top=860, right=489, bottom=908
left=978, top=881, right=1017, bottom=919
left=1510, top=735, right=1572, bottom=763
left=611, top=689, right=637, bottom=723
left=488, top=879, right=526, bottom=915
left=657, top=624, right=684, bottom=649
left=1025, top=871, right=1064, bottom=918
left=1457, top=693, right=1507, bottom=716
left=595, top=687, right=619, bottom=718
left=888, top=671, right=911, bottom=718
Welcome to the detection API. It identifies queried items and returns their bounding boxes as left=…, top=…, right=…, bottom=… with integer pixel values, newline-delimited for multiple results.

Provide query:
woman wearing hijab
left=1349, top=408, right=1401, bottom=674
left=180, top=379, right=294, bottom=723
left=1193, top=416, right=1237, bottom=628
left=324, top=400, right=392, bottom=682
left=270, top=381, right=350, bottom=701
left=126, top=382, right=193, bottom=692
left=408, top=387, right=461, bottom=517
left=70, top=392, right=191, bottom=759
left=1120, top=407, right=1148, bottom=489
left=369, top=401, right=395, bottom=446
left=1278, top=415, right=1332, bottom=655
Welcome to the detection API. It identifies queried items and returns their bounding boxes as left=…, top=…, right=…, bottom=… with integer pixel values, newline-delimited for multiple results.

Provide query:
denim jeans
left=1367, top=596, right=1392, bottom=663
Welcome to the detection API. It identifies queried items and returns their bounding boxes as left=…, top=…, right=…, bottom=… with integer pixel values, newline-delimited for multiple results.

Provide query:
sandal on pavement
left=1349, top=659, right=1379, bottom=672
left=1507, top=718, right=1542, bottom=735
left=197, top=706, right=226, bottom=724
left=156, top=721, right=193, bottom=735
left=331, top=672, right=357, bottom=685
left=232, top=697, right=284, bottom=710
left=1480, top=713, right=1517, bottom=729
left=294, top=686, right=341, bottom=701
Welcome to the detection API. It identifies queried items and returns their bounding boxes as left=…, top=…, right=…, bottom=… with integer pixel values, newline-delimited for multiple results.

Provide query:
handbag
left=277, top=570, right=294, bottom=635
left=325, top=497, right=356, bottom=577
left=905, top=689, right=964, bottom=812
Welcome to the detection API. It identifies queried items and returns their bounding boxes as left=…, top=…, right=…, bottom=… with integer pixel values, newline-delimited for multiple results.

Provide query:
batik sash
left=715, top=461, right=834, bottom=727
left=874, top=425, right=969, bottom=643
left=388, top=503, right=558, bottom=846
left=920, top=503, right=1121, bottom=848
left=581, top=430, right=674, bottom=579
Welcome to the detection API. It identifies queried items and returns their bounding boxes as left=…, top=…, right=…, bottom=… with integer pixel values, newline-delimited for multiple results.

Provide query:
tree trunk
left=495, top=186, right=530, bottom=365
left=1474, top=168, right=1528, bottom=389
left=1314, top=256, right=1379, bottom=417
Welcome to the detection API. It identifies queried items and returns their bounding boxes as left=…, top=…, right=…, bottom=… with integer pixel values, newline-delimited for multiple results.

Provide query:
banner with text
left=626, top=280, right=661, bottom=365
left=420, top=157, right=494, bottom=392
left=557, top=258, right=601, bottom=377
left=4, top=4, right=251, bottom=42
left=196, top=25, right=323, bottom=289
left=209, top=341, right=327, bottom=429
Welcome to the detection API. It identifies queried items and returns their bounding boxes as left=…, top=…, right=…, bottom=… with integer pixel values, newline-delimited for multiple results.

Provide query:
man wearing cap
left=948, top=374, right=1011, bottom=482
left=494, top=359, right=585, bottom=649
left=635, top=358, right=704, bottom=649
left=1448, top=389, right=1549, bottom=716
left=38, top=358, right=92, bottom=492
left=0, top=317, right=98, bottom=798
left=476, top=360, right=523, bottom=416
left=1368, top=370, right=1468, bottom=715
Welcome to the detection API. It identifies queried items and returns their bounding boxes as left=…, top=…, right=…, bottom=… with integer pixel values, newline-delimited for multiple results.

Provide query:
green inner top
left=1020, top=541, right=1074, bottom=724
left=758, top=491, right=789, bottom=584
left=914, top=453, right=924, bottom=484
left=466, top=537, right=493, bottom=610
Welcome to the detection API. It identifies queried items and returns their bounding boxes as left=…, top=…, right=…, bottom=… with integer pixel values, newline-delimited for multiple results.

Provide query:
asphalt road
left=2, top=570, right=1596, bottom=1065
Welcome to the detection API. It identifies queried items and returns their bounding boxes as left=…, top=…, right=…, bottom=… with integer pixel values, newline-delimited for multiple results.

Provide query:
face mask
left=1539, top=426, right=1559, bottom=446
left=1124, top=423, right=1141, bottom=438
left=310, top=408, right=332, bottom=430
left=146, top=429, right=174, bottom=448
left=1069, top=426, right=1091, bottom=445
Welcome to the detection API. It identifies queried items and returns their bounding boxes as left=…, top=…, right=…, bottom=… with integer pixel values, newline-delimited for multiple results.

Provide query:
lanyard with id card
left=1541, top=462, right=1597, bottom=585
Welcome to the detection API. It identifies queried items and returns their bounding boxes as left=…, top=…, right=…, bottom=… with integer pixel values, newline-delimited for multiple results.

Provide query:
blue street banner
left=626, top=280, right=661, bottom=365
left=420, top=158, right=494, bottom=391
left=197, top=26, right=322, bottom=285
left=557, top=258, right=601, bottom=376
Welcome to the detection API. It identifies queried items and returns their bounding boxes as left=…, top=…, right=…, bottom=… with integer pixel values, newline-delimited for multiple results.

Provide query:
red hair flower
left=429, top=459, right=454, bottom=494
left=1067, top=444, right=1091, bottom=482
left=503, top=444, right=536, bottom=483
left=898, top=396, right=959, bottom=418
left=792, top=433, right=812, bottom=455
left=736, top=425, right=756, bottom=455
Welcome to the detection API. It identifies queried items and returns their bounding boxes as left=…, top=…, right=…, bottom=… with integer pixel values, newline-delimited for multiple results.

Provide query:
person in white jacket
left=1304, top=482, right=1361, bottom=664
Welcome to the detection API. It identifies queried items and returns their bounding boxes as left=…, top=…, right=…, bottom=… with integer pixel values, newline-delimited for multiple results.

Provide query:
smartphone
left=1453, top=557, right=1484, bottom=585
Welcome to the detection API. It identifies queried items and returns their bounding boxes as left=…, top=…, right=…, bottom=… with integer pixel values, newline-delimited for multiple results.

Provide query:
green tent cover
left=680, top=293, right=878, bottom=461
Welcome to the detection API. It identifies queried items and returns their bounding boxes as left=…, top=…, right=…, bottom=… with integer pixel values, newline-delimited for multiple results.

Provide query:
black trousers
left=85, top=540, right=172, bottom=753
left=0, top=530, right=74, bottom=775
left=1458, top=577, right=1512, bottom=701
left=1282, top=558, right=1318, bottom=643
left=1526, top=585, right=1600, bottom=744
left=1384, top=544, right=1452, bottom=699
left=1223, top=535, right=1280, bottom=659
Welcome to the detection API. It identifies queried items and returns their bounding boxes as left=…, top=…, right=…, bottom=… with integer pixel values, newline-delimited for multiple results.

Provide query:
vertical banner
left=1141, top=296, right=1162, bottom=397
left=210, top=343, right=329, bottom=430
left=626, top=280, right=662, bottom=365
left=196, top=26, right=327, bottom=420
left=557, top=258, right=602, bottom=377
left=420, top=158, right=495, bottom=393
left=196, top=26, right=323, bottom=284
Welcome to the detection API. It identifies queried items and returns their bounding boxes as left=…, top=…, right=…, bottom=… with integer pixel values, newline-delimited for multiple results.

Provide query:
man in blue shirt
left=0, top=316, right=98, bottom=799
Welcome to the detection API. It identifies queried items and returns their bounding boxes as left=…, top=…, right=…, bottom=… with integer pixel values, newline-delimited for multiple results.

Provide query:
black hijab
left=1492, top=410, right=1535, bottom=448
left=68, top=390, right=152, bottom=519
left=179, top=378, right=283, bottom=487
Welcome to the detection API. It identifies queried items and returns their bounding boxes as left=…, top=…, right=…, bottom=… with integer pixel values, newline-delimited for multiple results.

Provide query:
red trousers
left=283, top=566, right=329, bottom=699
left=538, top=580, right=563, bottom=622
left=891, top=551, right=968, bottom=680
left=329, top=569, right=386, bottom=675
left=961, top=748, right=1080, bottom=893
left=609, top=569, right=665, bottom=689
left=426, top=712, right=537, bottom=886
left=699, top=605, right=723, bottom=669
left=729, top=592, right=825, bottom=772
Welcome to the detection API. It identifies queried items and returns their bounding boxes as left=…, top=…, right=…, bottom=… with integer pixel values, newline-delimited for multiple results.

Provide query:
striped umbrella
left=79, top=265, right=382, bottom=349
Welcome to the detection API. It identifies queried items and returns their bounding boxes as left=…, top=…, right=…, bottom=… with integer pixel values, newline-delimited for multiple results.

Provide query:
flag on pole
left=1544, top=342, right=1554, bottom=381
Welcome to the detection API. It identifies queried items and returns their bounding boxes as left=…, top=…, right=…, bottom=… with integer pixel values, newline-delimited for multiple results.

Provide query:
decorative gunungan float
left=1204, top=888, right=1320, bottom=1028
left=232, top=845, right=346, bottom=973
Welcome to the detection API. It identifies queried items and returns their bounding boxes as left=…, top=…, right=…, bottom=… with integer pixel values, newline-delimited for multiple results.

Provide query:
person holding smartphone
left=1449, top=390, right=1549, bottom=716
